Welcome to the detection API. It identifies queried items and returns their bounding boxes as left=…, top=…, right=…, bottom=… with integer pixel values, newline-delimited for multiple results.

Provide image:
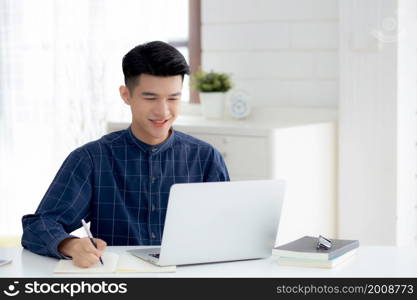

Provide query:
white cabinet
left=108, top=116, right=337, bottom=246
left=188, top=133, right=269, bottom=180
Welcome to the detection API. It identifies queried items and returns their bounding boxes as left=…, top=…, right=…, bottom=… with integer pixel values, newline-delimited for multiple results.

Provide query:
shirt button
left=151, top=148, right=158, bottom=153
left=151, top=232, right=156, bottom=239
left=151, top=176, right=156, bottom=183
left=151, top=204, right=156, bottom=211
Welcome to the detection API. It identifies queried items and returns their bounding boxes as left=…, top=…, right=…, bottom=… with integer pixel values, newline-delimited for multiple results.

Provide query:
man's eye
left=168, top=98, right=179, bottom=101
left=145, top=98, right=157, bottom=100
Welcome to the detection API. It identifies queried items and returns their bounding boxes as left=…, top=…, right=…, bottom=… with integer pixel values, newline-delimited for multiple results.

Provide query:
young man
left=21, top=41, right=230, bottom=268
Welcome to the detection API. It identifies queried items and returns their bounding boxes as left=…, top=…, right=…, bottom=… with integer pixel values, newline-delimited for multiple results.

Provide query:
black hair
left=122, top=41, right=190, bottom=93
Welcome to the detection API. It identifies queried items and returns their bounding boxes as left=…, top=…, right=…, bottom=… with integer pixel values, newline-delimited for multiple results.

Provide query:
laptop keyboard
left=149, top=253, right=160, bottom=259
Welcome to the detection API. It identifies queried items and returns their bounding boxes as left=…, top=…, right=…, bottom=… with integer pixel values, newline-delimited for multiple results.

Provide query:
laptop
left=127, top=180, right=285, bottom=266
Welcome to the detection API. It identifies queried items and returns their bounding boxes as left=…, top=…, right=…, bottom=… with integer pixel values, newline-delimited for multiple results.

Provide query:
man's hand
left=58, top=237, right=107, bottom=268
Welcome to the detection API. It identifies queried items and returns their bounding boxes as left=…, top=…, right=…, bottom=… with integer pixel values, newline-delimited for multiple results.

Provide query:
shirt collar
left=127, top=125, right=175, bottom=154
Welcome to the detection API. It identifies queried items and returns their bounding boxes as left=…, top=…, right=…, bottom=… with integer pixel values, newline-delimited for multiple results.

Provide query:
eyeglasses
left=316, top=235, right=332, bottom=250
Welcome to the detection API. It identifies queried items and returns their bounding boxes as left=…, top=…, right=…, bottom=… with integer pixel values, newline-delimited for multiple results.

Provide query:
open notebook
left=53, top=252, right=176, bottom=274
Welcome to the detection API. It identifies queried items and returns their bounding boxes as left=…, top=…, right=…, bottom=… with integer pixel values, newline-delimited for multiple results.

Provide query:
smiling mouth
left=149, top=119, right=170, bottom=127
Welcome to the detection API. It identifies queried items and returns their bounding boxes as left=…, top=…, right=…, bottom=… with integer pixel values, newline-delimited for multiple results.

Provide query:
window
left=0, top=0, right=197, bottom=235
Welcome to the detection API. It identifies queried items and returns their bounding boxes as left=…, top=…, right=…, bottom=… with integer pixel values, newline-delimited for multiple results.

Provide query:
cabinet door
left=188, top=133, right=270, bottom=180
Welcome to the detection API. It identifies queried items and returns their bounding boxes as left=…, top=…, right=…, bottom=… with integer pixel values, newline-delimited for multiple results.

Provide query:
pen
left=81, top=219, right=104, bottom=265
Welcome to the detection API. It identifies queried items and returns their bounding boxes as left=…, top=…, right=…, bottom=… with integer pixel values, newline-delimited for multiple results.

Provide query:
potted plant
left=191, top=69, right=232, bottom=119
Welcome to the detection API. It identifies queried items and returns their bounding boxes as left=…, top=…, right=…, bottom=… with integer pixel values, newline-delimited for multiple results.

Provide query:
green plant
left=191, top=69, right=232, bottom=92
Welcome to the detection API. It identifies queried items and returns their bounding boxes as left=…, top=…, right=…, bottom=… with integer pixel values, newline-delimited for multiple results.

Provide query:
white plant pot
left=200, top=92, right=226, bottom=119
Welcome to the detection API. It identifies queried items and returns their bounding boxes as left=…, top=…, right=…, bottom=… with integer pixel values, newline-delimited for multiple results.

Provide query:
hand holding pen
left=57, top=220, right=107, bottom=268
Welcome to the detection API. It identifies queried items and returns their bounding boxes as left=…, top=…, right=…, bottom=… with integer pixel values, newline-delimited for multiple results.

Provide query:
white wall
left=201, top=0, right=417, bottom=247
left=338, top=0, right=417, bottom=246
left=201, top=0, right=339, bottom=109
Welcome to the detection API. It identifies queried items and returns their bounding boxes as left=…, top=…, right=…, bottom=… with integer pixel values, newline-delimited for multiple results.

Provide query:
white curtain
left=0, top=0, right=188, bottom=235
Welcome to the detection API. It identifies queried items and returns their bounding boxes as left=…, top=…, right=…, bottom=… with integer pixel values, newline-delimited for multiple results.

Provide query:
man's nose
left=154, top=99, right=170, bottom=116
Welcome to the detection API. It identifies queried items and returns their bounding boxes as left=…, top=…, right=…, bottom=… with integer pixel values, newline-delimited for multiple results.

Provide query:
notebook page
left=53, top=252, right=119, bottom=273
left=116, top=254, right=176, bottom=273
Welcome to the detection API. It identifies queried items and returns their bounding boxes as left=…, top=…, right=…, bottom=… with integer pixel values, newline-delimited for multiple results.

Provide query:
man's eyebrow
left=141, top=92, right=182, bottom=97
left=141, top=92, right=159, bottom=97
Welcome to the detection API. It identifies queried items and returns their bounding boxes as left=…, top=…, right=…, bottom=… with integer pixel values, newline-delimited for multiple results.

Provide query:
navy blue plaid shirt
left=21, top=126, right=230, bottom=259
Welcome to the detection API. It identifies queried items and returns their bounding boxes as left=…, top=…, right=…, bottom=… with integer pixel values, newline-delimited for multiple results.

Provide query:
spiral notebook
left=53, top=252, right=176, bottom=274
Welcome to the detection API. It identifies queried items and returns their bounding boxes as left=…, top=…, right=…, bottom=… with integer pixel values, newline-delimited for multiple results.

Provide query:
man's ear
left=119, top=85, right=131, bottom=105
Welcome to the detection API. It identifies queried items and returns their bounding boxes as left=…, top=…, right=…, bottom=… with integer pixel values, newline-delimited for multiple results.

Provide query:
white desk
left=1, top=246, right=417, bottom=278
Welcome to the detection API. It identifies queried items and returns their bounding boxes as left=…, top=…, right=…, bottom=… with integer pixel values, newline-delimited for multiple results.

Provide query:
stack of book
left=272, top=236, right=359, bottom=269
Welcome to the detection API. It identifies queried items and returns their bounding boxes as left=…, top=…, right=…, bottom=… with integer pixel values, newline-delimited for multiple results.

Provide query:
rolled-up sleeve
left=21, top=148, right=93, bottom=258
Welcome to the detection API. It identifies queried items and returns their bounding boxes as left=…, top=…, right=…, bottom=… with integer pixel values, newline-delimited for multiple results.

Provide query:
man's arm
left=21, top=148, right=95, bottom=259
left=203, top=148, right=230, bottom=182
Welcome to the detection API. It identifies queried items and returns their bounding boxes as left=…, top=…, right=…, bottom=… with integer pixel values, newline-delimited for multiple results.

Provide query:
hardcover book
left=272, top=236, right=359, bottom=261
left=276, top=249, right=357, bottom=269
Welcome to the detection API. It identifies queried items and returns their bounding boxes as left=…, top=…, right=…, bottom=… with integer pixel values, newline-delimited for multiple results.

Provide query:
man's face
left=120, top=74, right=183, bottom=145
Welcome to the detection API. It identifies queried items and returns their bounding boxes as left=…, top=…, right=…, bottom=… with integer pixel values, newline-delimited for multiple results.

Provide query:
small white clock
left=229, top=90, right=251, bottom=119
